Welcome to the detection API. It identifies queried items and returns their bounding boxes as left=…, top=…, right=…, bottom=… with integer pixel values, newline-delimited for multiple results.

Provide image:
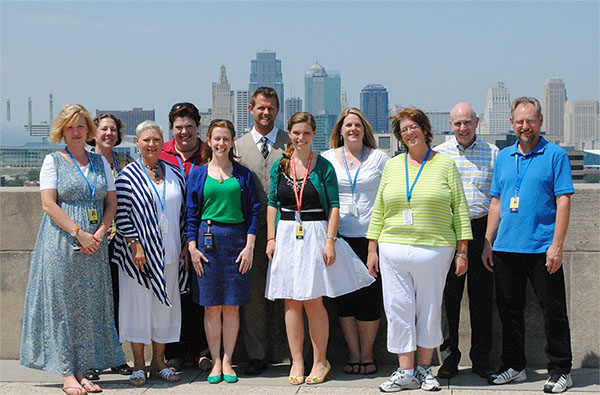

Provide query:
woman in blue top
left=187, top=120, right=260, bottom=384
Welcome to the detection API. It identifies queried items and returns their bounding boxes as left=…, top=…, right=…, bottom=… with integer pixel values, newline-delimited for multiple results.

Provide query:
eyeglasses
left=400, top=123, right=421, bottom=134
left=514, top=118, right=539, bottom=127
left=170, top=102, right=195, bottom=112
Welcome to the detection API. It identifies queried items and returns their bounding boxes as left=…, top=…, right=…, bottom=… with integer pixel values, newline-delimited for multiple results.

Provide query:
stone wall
left=1, top=186, right=598, bottom=368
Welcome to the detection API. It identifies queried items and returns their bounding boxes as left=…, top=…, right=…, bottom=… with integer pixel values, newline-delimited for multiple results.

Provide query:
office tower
left=360, top=84, right=389, bottom=133
left=285, top=96, right=302, bottom=125
left=198, top=109, right=212, bottom=141
left=248, top=50, right=284, bottom=130
left=313, top=113, right=338, bottom=153
left=236, top=90, right=251, bottom=137
left=340, top=88, right=349, bottom=112
left=212, top=65, right=234, bottom=122
left=305, top=62, right=341, bottom=116
left=6, top=97, right=10, bottom=122
left=480, top=81, right=511, bottom=135
left=564, top=100, right=599, bottom=149
left=424, top=111, right=451, bottom=134
left=542, top=77, right=567, bottom=143
left=96, top=108, right=155, bottom=137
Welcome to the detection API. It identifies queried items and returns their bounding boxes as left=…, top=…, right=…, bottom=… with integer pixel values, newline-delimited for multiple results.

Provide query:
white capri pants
left=379, top=243, right=455, bottom=354
left=119, top=262, right=181, bottom=345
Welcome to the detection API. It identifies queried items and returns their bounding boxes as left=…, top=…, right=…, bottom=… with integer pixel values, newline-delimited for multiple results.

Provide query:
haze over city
left=1, top=1, right=598, bottom=144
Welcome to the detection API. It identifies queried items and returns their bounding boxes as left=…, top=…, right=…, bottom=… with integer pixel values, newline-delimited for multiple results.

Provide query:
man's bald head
left=449, top=102, right=479, bottom=148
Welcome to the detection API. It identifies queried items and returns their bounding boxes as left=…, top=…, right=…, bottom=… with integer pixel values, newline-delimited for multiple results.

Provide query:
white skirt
left=119, top=262, right=181, bottom=344
left=265, top=220, right=375, bottom=301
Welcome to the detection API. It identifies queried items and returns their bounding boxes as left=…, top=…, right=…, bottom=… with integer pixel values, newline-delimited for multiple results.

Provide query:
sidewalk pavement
left=0, top=360, right=598, bottom=394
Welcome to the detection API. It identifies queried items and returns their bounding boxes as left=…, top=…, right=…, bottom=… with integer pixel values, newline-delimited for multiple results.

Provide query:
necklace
left=143, top=162, right=160, bottom=179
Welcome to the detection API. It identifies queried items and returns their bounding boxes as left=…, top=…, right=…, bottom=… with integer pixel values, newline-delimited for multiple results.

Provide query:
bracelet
left=266, top=237, right=275, bottom=242
left=127, top=238, right=140, bottom=248
left=456, top=252, right=467, bottom=258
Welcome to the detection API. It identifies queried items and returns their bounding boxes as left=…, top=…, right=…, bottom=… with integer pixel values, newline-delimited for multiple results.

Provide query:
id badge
left=403, top=209, right=413, bottom=225
left=159, top=215, right=169, bottom=234
left=203, top=231, right=214, bottom=251
left=510, top=196, right=520, bottom=213
left=296, top=223, right=305, bottom=239
left=87, top=208, right=98, bottom=224
left=349, top=203, right=358, bottom=217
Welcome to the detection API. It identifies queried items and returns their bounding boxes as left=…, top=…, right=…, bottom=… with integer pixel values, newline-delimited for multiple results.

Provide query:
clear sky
left=1, top=0, right=598, bottom=143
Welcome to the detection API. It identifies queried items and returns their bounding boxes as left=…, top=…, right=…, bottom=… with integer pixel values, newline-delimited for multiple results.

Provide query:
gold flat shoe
left=306, top=360, right=331, bottom=385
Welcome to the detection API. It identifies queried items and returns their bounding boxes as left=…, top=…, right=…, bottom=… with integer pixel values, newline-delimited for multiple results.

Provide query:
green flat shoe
left=207, top=373, right=223, bottom=384
left=223, top=374, right=238, bottom=383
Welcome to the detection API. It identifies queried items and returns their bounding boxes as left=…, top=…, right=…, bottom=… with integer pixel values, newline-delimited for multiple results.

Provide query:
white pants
left=379, top=243, right=454, bottom=354
left=119, top=262, right=181, bottom=344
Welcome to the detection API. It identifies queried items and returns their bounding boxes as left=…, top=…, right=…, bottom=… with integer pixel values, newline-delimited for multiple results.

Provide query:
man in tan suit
left=236, top=87, right=289, bottom=375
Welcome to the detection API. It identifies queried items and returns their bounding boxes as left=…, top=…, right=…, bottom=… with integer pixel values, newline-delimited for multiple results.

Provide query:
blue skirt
left=192, top=220, right=251, bottom=306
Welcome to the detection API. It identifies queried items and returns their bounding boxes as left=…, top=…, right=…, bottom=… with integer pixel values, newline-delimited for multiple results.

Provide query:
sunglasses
left=170, top=102, right=195, bottom=112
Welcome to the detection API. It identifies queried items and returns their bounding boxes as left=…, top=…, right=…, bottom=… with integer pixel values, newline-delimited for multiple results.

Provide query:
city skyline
left=1, top=1, right=598, bottom=144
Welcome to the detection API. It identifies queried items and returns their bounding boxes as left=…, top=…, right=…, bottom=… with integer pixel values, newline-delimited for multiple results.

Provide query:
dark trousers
left=165, top=291, right=207, bottom=361
left=441, top=216, right=493, bottom=368
left=493, top=251, right=572, bottom=374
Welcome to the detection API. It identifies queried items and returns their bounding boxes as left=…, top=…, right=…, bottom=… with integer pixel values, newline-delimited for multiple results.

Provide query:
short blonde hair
left=135, top=120, right=163, bottom=139
left=329, top=107, right=377, bottom=149
left=49, top=104, right=96, bottom=145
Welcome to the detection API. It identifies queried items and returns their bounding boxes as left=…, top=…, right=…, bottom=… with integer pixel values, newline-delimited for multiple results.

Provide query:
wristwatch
left=456, top=253, right=467, bottom=258
left=327, top=236, right=338, bottom=242
left=70, top=226, right=80, bottom=237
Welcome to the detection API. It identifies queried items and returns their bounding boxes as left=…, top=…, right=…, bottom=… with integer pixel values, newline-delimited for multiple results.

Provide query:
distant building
left=360, top=84, right=389, bottom=133
left=25, top=120, right=50, bottom=138
left=199, top=109, right=212, bottom=142
left=249, top=50, right=284, bottom=130
left=212, top=65, right=234, bottom=122
left=564, top=100, right=600, bottom=150
left=285, top=96, right=303, bottom=126
left=425, top=111, right=451, bottom=135
left=95, top=108, right=155, bottom=137
left=340, top=88, right=349, bottom=112
left=542, top=77, right=567, bottom=143
left=236, top=90, right=251, bottom=137
left=313, top=113, right=338, bottom=154
left=373, top=133, right=401, bottom=157
left=480, top=81, right=511, bottom=135
left=305, top=62, right=341, bottom=116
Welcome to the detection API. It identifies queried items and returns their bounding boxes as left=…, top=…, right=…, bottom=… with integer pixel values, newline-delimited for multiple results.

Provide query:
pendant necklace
left=144, top=162, right=160, bottom=179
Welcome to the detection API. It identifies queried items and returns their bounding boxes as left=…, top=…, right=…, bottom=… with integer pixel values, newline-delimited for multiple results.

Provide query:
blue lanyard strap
left=139, top=158, right=166, bottom=212
left=404, top=148, right=431, bottom=203
left=66, top=147, right=97, bottom=202
left=176, top=155, right=197, bottom=177
left=514, top=153, right=533, bottom=195
left=112, top=152, right=120, bottom=172
left=341, top=145, right=366, bottom=197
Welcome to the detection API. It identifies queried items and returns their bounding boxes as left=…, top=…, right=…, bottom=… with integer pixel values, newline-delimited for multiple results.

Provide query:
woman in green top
left=186, top=120, right=260, bottom=384
left=366, top=108, right=472, bottom=393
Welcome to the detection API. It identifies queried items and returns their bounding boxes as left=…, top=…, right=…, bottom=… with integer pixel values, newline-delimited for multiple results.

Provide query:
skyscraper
left=212, top=65, right=234, bottom=122
left=285, top=96, right=302, bottom=125
left=304, top=62, right=341, bottom=116
left=95, top=108, right=155, bottom=138
left=340, top=88, right=349, bottom=112
left=360, top=84, right=389, bottom=133
left=248, top=50, right=284, bottom=130
left=564, top=100, right=599, bottom=149
left=313, top=113, right=338, bottom=154
left=236, top=90, right=251, bottom=137
left=542, top=77, right=567, bottom=143
left=424, top=111, right=451, bottom=134
left=480, top=81, right=511, bottom=135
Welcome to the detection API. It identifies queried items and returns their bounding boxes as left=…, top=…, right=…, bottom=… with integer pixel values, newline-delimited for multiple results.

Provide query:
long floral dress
left=20, top=151, right=125, bottom=376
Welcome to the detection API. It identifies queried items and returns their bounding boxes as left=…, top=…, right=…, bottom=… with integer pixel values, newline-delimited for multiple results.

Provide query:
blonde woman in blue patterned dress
left=20, top=104, right=125, bottom=395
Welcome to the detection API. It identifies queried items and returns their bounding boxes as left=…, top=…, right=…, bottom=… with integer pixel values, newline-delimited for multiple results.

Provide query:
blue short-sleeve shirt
left=490, top=136, right=574, bottom=254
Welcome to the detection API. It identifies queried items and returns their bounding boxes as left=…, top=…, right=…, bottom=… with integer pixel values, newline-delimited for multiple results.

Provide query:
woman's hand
left=455, top=255, right=468, bottom=276
left=367, top=250, right=379, bottom=278
left=77, top=230, right=101, bottom=254
left=265, top=239, right=276, bottom=261
left=188, top=243, right=208, bottom=277
left=323, top=239, right=336, bottom=266
left=130, top=241, right=146, bottom=272
left=236, top=244, right=254, bottom=274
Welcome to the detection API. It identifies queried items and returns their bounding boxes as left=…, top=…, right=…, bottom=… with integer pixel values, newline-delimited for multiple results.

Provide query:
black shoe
left=83, top=369, right=100, bottom=381
left=244, top=359, right=267, bottom=375
left=472, top=365, right=495, bottom=379
left=111, top=363, right=133, bottom=375
left=437, top=361, right=458, bottom=379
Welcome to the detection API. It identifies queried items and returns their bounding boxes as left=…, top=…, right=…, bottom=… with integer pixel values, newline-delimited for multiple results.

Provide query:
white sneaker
left=544, top=373, right=573, bottom=393
left=491, top=368, right=527, bottom=385
left=416, top=366, right=441, bottom=391
left=379, top=368, right=420, bottom=392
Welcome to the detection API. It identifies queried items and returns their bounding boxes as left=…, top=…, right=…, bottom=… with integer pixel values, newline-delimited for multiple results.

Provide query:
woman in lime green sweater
left=366, top=108, right=472, bottom=393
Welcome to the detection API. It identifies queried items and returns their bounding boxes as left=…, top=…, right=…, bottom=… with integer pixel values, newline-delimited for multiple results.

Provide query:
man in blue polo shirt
left=482, top=97, right=574, bottom=393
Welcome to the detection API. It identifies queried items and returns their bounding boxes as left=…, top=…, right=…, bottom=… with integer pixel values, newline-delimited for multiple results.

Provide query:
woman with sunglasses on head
left=112, top=121, right=188, bottom=386
left=367, top=108, right=472, bottom=392
left=265, top=112, right=374, bottom=386
left=186, top=120, right=260, bottom=384
left=20, top=104, right=125, bottom=395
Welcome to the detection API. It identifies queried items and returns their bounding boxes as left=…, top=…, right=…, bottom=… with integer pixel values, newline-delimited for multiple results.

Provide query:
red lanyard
left=291, top=151, right=314, bottom=214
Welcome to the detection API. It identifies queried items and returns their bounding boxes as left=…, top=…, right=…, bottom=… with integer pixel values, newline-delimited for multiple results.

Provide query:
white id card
left=349, top=203, right=358, bottom=217
left=159, top=215, right=169, bottom=234
left=403, top=209, right=413, bottom=225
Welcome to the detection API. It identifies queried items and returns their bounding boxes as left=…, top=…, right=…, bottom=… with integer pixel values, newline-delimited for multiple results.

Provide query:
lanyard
left=139, top=158, right=166, bottom=213
left=291, top=151, right=314, bottom=215
left=341, top=145, right=366, bottom=198
left=404, top=148, right=431, bottom=203
left=176, top=155, right=197, bottom=177
left=112, top=152, right=120, bottom=172
left=66, top=147, right=97, bottom=202
left=514, top=153, right=533, bottom=196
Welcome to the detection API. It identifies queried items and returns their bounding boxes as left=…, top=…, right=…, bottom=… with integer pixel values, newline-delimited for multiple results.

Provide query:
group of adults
left=19, top=87, right=575, bottom=395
